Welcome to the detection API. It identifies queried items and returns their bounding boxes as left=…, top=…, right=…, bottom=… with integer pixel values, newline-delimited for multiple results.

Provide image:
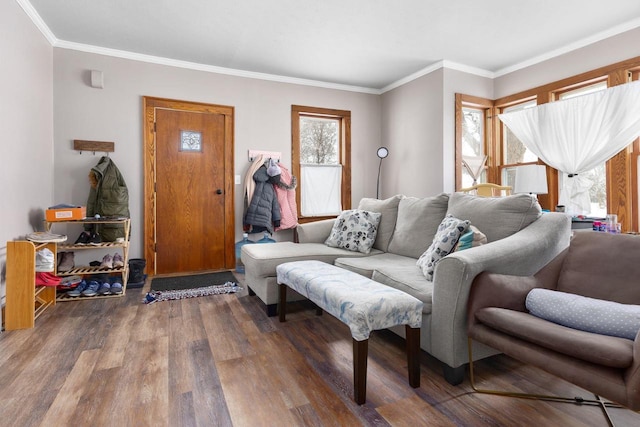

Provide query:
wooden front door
left=143, top=97, right=235, bottom=275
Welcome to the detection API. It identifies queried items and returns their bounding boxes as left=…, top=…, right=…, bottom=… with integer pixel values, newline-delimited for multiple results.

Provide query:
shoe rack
left=5, top=240, right=57, bottom=330
left=45, top=218, right=131, bottom=302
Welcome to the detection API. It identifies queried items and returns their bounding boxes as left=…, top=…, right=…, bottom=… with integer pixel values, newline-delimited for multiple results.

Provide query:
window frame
left=291, top=105, right=351, bottom=223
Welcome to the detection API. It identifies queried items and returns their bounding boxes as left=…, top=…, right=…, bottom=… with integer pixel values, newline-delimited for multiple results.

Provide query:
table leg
left=353, top=338, right=368, bottom=404
left=405, top=325, right=420, bottom=388
left=278, top=284, right=287, bottom=322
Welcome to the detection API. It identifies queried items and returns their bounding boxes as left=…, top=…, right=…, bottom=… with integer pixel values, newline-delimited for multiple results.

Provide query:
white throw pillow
left=417, top=215, right=470, bottom=281
left=324, top=209, right=382, bottom=254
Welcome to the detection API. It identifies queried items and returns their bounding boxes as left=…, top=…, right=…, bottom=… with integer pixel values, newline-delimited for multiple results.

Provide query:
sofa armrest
left=295, top=219, right=336, bottom=243
left=428, top=212, right=571, bottom=368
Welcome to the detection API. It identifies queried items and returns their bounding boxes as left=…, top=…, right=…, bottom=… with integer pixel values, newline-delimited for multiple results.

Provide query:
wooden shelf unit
left=46, top=218, right=131, bottom=302
left=5, top=241, right=57, bottom=330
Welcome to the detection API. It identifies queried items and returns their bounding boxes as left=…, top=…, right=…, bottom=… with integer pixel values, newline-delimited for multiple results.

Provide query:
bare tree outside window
left=300, top=117, right=339, bottom=164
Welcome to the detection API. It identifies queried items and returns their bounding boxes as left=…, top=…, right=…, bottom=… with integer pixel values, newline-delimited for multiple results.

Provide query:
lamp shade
left=514, top=164, right=548, bottom=195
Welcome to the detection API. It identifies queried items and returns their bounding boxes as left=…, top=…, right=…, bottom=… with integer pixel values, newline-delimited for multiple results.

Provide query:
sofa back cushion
left=358, top=194, right=403, bottom=252
left=387, top=193, right=449, bottom=258
left=446, top=192, right=541, bottom=242
left=557, top=232, right=640, bottom=304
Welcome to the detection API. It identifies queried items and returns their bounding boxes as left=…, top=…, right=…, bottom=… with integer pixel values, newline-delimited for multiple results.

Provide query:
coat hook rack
left=248, top=149, right=281, bottom=163
left=74, top=140, right=115, bottom=155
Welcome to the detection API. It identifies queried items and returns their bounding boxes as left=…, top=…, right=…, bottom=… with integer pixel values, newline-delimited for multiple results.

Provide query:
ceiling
left=23, top=0, right=640, bottom=92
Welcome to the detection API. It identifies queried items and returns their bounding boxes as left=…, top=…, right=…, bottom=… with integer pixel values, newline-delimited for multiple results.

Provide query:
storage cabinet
left=46, top=218, right=131, bottom=301
left=5, top=240, right=57, bottom=330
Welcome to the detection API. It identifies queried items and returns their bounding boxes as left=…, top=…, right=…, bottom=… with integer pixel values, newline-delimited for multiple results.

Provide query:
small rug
left=144, top=271, right=241, bottom=304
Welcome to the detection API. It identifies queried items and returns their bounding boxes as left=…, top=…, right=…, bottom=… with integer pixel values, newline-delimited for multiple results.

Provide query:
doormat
left=143, top=271, right=241, bottom=304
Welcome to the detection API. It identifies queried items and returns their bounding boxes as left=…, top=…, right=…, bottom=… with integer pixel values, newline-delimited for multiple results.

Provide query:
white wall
left=380, top=68, right=493, bottom=197
left=52, top=49, right=382, bottom=260
left=0, top=1, right=53, bottom=303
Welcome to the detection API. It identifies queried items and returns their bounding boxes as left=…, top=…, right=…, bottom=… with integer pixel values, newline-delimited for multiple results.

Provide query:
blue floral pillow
left=325, top=209, right=382, bottom=254
left=417, top=215, right=470, bottom=281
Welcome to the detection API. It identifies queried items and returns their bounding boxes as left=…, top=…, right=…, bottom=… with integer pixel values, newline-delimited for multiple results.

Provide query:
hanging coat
left=243, top=165, right=281, bottom=233
left=274, top=164, right=298, bottom=231
left=86, top=156, right=130, bottom=241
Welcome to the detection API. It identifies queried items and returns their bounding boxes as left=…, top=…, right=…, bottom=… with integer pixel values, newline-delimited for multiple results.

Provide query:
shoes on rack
left=110, top=281, right=123, bottom=295
left=98, top=281, right=111, bottom=295
left=101, top=254, right=113, bottom=269
left=74, top=231, right=91, bottom=245
left=57, top=275, right=82, bottom=291
left=66, top=280, right=88, bottom=297
left=82, top=280, right=100, bottom=297
left=57, top=251, right=75, bottom=272
left=112, top=253, right=124, bottom=268
left=88, top=232, right=102, bottom=245
left=27, top=232, right=67, bottom=243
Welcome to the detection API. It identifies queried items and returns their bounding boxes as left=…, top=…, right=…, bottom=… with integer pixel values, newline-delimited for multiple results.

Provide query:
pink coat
left=274, top=164, right=298, bottom=231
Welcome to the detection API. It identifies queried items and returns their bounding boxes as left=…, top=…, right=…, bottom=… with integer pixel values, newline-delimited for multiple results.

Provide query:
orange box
left=45, top=206, right=87, bottom=222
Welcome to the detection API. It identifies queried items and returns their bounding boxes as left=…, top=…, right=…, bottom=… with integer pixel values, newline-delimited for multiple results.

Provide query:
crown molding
left=16, top=0, right=56, bottom=44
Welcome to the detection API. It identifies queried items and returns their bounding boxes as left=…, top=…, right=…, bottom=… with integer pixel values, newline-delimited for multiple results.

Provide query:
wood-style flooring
left=1, top=272, right=639, bottom=427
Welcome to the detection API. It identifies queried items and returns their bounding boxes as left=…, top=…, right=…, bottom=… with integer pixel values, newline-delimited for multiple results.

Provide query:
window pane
left=461, top=107, right=483, bottom=157
left=503, top=101, right=537, bottom=164
left=300, top=117, right=339, bottom=164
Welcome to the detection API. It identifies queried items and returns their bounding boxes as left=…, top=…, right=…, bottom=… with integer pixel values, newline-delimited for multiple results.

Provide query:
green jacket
left=86, top=156, right=130, bottom=241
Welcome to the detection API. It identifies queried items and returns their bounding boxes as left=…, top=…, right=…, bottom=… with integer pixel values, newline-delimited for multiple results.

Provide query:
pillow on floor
left=526, top=288, right=640, bottom=340
left=417, top=215, right=470, bottom=281
left=325, top=209, right=382, bottom=254
left=455, top=225, right=487, bottom=252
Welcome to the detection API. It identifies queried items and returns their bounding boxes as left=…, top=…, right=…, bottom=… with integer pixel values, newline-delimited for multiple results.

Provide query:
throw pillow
left=324, top=209, right=382, bottom=254
left=358, top=194, right=403, bottom=252
left=454, top=225, right=487, bottom=252
left=526, top=288, right=640, bottom=340
left=416, top=215, right=470, bottom=281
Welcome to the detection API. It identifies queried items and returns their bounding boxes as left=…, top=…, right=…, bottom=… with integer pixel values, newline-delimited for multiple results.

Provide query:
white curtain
left=301, top=164, right=342, bottom=216
left=498, top=80, right=640, bottom=214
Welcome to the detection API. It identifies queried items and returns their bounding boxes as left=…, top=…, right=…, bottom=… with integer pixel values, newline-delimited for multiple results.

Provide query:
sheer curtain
left=301, top=164, right=342, bottom=216
left=499, top=80, right=640, bottom=214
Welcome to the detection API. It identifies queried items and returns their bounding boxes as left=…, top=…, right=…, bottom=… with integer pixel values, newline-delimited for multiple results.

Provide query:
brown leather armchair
left=467, top=231, right=640, bottom=416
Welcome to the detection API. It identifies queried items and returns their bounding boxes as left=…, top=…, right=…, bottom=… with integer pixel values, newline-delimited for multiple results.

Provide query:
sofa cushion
left=370, top=263, right=434, bottom=315
left=526, top=289, right=640, bottom=340
left=475, top=307, right=633, bottom=368
left=358, top=194, right=402, bottom=252
left=454, top=225, right=487, bottom=252
left=242, top=242, right=382, bottom=277
left=387, top=193, right=449, bottom=258
left=446, top=193, right=541, bottom=242
left=324, top=209, right=381, bottom=254
left=417, top=215, right=470, bottom=281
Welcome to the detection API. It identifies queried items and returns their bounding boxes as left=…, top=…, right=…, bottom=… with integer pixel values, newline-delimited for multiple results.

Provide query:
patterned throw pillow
left=325, top=209, right=382, bottom=254
left=417, top=215, right=470, bottom=281
left=454, top=225, right=487, bottom=252
left=526, top=289, right=640, bottom=340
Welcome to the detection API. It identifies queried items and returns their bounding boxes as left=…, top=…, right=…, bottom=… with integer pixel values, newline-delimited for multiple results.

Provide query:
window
left=455, top=94, right=494, bottom=189
left=292, top=105, right=351, bottom=221
left=556, top=81, right=608, bottom=217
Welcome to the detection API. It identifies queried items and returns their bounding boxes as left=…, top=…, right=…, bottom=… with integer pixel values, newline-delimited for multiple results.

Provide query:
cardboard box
left=46, top=206, right=87, bottom=222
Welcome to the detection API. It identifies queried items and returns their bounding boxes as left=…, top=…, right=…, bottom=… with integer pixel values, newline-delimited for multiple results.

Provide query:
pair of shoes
left=110, top=281, right=123, bottom=295
left=81, top=280, right=100, bottom=297
left=57, top=252, right=75, bottom=272
left=35, top=272, right=62, bottom=286
left=57, top=275, right=82, bottom=290
left=75, top=231, right=102, bottom=245
left=66, top=280, right=88, bottom=297
left=101, top=253, right=125, bottom=269
left=98, top=282, right=111, bottom=295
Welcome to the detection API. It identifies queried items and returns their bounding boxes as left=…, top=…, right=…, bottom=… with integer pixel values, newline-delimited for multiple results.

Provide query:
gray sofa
left=241, top=192, right=572, bottom=384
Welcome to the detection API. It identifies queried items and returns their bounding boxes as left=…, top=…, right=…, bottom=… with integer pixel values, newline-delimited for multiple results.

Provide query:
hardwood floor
left=1, top=273, right=639, bottom=427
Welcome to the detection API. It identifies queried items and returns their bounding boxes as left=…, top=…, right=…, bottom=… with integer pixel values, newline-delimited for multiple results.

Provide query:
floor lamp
left=376, top=147, right=389, bottom=199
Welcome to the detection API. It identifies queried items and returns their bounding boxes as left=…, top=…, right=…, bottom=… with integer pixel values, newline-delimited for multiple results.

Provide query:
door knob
left=216, top=189, right=223, bottom=195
